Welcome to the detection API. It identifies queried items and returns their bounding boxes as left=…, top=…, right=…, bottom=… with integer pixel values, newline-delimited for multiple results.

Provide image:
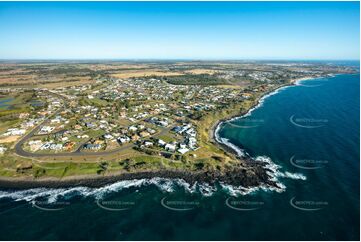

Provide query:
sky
left=0, top=2, right=359, bottom=60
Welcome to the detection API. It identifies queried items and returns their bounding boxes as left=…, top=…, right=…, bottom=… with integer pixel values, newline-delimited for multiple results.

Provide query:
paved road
left=14, top=90, right=173, bottom=158
left=14, top=91, right=69, bottom=158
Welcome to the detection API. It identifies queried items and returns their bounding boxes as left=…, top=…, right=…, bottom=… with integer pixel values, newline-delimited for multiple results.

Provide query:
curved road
left=14, top=91, right=172, bottom=158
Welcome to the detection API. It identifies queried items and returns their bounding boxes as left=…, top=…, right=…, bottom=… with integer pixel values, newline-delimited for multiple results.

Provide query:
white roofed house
left=157, top=120, right=168, bottom=127
left=50, top=143, right=63, bottom=151
left=39, top=126, right=54, bottom=134
left=186, top=128, right=197, bottom=137
left=147, top=128, right=156, bottom=134
left=144, top=141, right=153, bottom=147
left=52, top=101, right=61, bottom=107
left=178, top=147, right=189, bottom=154
left=117, top=136, right=130, bottom=144
left=158, top=139, right=166, bottom=147
left=103, top=134, right=114, bottom=140
left=21, top=120, right=36, bottom=129
left=3, top=128, right=26, bottom=136
left=28, top=140, right=43, bottom=152
left=187, top=137, right=197, bottom=150
left=165, top=143, right=176, bottom=152
left=50, top=117, right=61, bottom=124
left=128, top=126, right=138, bottom=132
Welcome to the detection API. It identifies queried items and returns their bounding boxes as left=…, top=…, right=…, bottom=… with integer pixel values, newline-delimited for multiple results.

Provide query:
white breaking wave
left=218, top=156, right=306, bottom=197
left=214, top=84, right=295, bottom=145
left=0, top=178, right=222, bottom=202
left=0, top=84, right=310, bottom=202
left=197, top=183, right=217, bottom=197
left=294, top=76, right=326, bottom=86
left=255, top=156, right=306, bottom=181
left=220, top=137, right=246, bottom=157
left=0, top=158, right=306, bottom=201
left=213, top=84, right=307, bottom=196
left=220, top=183, right=262, bottom=196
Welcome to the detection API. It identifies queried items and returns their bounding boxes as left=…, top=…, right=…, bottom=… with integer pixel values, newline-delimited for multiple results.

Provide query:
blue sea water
left=0, top=72, right=359, bottom=240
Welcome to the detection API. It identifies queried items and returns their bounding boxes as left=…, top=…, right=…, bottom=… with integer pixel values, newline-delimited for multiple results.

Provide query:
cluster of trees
left=161, top=74, right=227, bottom=86
left=188, top=110, right=204, bottom=120
left=40, top=67, right=94, bottom=75
left=119, top=158, right=147, bottom=171
left=97, top=161, right=109, bottom=174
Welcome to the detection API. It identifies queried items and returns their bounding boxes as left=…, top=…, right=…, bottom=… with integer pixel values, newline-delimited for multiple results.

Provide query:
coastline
left=208, top=75, right=325, bottom=187
left=0, top=75, right=318, bottom=190
left=210, top=77, right=300, bottom=155
left=0, top=170, right=207, bottom=189
left=211, top=75, right=321, bottom=156
left=0, top=164, right=279, bottom=190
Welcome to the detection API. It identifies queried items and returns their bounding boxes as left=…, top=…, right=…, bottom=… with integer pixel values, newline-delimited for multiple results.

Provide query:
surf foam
left=0, top=82, right=310, bottom=202
left=214, top=84, right=307, bottom=196
left=0, top=178, right=223, bottom=202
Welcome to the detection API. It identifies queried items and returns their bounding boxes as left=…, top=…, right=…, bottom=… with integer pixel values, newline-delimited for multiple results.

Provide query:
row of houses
left=28, top=140, right=75, bottom=152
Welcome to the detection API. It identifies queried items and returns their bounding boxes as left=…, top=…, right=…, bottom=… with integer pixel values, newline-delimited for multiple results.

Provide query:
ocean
left=0, top=71, right=359, bottom=240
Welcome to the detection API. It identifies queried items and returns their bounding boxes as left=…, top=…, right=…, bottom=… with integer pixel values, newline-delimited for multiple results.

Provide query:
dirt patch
left=184, top=69, right=219, bottom=75
left=111, top=70, right=183, bottom=78
left=0, top=135, right=20, bottom=143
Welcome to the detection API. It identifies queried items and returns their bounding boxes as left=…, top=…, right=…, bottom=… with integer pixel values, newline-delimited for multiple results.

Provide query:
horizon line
left=0, top=58, right=359, bottom=62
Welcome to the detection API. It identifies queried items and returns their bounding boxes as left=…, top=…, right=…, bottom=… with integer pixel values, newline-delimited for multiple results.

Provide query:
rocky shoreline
left=0, top=164, right=280, bottom=190
left=207, top=77, right=317, bottom=188
left=210, top=80, right=299, bottom=156
left=0, top=77, right=312, bottom=190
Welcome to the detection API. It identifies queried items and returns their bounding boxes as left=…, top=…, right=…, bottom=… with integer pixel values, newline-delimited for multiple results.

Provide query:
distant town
left=0, top=61, right=356, bottom=183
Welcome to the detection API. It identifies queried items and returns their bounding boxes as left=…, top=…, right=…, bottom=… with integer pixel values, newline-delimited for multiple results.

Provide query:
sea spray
left=214, top=83, right=307, bottom=194
left=0, top=178, right=223, bottom=202
left=0, top=165, right=306, bottom=202
left=0, top=80, right=315, bottom=203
